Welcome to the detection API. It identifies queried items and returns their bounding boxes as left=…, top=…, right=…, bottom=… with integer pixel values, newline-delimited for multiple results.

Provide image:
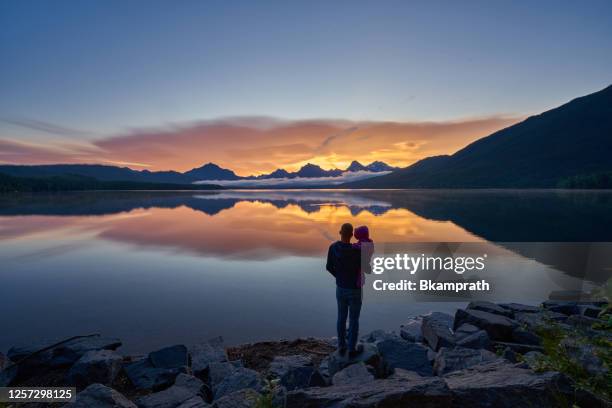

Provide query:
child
left=353, top=225, right=374, bottom=287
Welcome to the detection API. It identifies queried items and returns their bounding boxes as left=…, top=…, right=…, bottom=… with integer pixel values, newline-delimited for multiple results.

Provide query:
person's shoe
left=337, top=346, right=347, bottom=356
left=348, top=344, right=364, bottom=358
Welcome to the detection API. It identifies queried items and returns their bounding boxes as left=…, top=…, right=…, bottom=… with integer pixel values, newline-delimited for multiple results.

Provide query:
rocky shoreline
left=1, top=298, right=610, bottom=408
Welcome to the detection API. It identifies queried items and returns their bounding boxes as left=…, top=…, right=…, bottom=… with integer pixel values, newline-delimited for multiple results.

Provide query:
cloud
left=1, top=115, right=522, bottom=174
left=194, top=170, right=392, bottom=187
left=2, top=118, right=95, bottom=137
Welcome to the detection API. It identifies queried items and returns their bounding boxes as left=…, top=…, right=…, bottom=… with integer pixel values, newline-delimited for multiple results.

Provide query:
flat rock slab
left=287, top=375, right=452, bottom=407
left=433, top=347, right=500, bottom=376
left=66, top=350, right=123, bottom=388
left=374, top=337, right=433, bottom=376
left=211, top=389, right=260, bottom=408
left=499, top=303, right=540, bottom=314
left=444, top=360, right=567, bottom=408
left=213, top=367, right=264, bottom=400
left=331, top=362, right=374, bottom=386
left=400, top=317, right=424, bottom=342
left=422, top=312, right=455, bottom=351
left=150, top=345, right=189, bottom=369
left=66, top=383, right=136, bottom=408
left=8, top=336, right=122, bottom=368
left=323, top=342, right=386, bottom=378
left=454, top=309, right=517, bottom=341
left=190, top=337, right=228, bottom=377
left=455, top=330, right=490, bottom=350
left=467, top=301, right=513, bottom=318
left=136, top=373, right=206, bottom=408
left=268, top=355, right=314, bottom=391
left=176, top=396, right=210, bottom=407
left=125, top=358, right=188, bottom=391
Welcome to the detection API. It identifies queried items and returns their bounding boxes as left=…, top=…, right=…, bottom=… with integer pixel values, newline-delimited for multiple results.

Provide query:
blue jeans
left=336, top=286, right=362, bottom=351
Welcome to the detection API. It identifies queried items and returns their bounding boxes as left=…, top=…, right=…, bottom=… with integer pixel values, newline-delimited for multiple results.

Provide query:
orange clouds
left=2, top=116, right=520, bottom=175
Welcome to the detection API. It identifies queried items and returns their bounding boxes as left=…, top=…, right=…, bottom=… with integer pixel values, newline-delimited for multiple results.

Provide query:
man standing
left=326, top=223, right=363, bottom=357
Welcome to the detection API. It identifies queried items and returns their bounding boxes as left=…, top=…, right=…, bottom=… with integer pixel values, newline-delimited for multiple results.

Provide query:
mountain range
left=346, top=84, right=612, bottom=188
left=0, top=160, right=395, bottom=185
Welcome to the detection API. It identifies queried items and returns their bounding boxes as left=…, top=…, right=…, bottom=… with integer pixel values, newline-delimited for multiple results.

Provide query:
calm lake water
left=1, top=189, right=611, bottom=353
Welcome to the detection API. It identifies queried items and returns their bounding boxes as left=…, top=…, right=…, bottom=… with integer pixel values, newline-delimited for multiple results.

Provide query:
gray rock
left=66, top=383, right=136, bottom=408
left=467, top=301, right=513, bottom=318
left=211, top=389, right=260, bottom=408
left=455, top=330, right=490, bottom=350
left=454, top=309, right=517, bottom=341
left=399, top=317, right=423, bottom=342
left=514, top=311, right=567, bottom=329
left=374, top=337, right=433, bottom=376
left=207, top=361, right=237, bottom=395
left=66, top=350, right=122, bottom=388
left=521, top=351, right=544, bottom=370
left=422, top=312, right=456, bottom=351
left=0, top=365, right=18, bottom=387
left=498, top=303, right=540, bottom=314
left=213, top=367, right=264, bottom=400
left=566, top=314, right=602, bottom=329
left=176, top=396, right=210, bottom=408
left=453, top=323, right=480, bottom=339
left=331, top=362, right=374, bottom=385
left=427, top=349, right=437, bottom=364
left=8, top=336, right=122, bottom=368
left=286, top=375, right=451, bottom=407
left=125, top=358, right=188, bottom=391
left=360, top=329, right=398, bottom=343
left=150, top=345, right=189, bottom=370
left=322, top=342, right=386, bottom=379
left=492, top=341, right=544, bottom=355
left=502, top=347, right=519, bottom=363
left=268, top=355, right=314, bottom=391
left=136, top=374, right=206, bottom=408
left=190, top=337, right=228, bottom=377
left=433, top=347, right=500, bottom=376
left=444, top=360, right=568, bottom=408
left=542, top=301, right=580, bottom=316
left=578, top=305, right=603, bottom=318
left=511, top=328, right=542, bottom=345
left=560, top=337, right=608, bottom=376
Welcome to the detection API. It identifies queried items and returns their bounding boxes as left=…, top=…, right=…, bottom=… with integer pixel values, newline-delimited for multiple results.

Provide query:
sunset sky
left=1, top=1, right=611, bottom=175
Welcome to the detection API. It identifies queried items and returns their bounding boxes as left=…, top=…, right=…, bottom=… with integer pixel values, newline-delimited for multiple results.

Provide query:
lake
left=1, top=189, right=611, bottom=353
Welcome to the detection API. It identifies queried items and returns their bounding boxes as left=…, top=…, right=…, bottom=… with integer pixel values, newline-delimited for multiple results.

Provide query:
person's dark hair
left=340, top=223, right=353, bottom=239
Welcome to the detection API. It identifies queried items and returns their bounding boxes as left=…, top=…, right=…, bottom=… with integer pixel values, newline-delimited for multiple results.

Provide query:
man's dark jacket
left=326, top=241, right=360, bottom=289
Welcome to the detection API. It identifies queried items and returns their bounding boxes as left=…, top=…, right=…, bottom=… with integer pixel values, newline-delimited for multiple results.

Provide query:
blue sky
left=0, top=0, right=610, bottom=172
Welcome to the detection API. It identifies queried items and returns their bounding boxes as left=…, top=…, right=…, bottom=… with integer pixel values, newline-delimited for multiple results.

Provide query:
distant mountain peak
left=184, top=162, right=239, bottom=180
left=346, top=161, right=367, bottom=172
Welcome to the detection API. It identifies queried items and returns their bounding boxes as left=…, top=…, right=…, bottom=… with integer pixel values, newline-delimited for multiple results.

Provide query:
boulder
left=0, top=364, right=18, bottom=387
left=444, top=360, right=568, bottom=408
left=321, top=342, right=386, bottom=379
left=501, top=347, right=519, bottom=363
left=176, top=396, right=210, bottom=408
left=467, top=301, right=513, bottom=318
left=578, top=305, right=603, bottom=318
left=455, top=330, right=490, bottom=350
left=566, top=314, right=602, bottom=329
left=542, top=301, right=580, bottom=316
left=399, top=317, right=423, bottom=342
left=520, top=351, right=544, bottom=370
left=422, top=312, right=456, bottom=351
left=66, top=383, right=136, bottom=408
left=511, top=328, right=542, bottom=345
left=150, top=345, right=189, bottom=369
left=8, top=336, right=121, bottom=368
left=213, top=367, right=264, bottom=400
left=453, top=324, right=480, bottom=339
left=560, top=337, right=608, bottom=376
left=492, top=342, right=544, bottom=355
left=454, top=309, right=517, bottom=341
left=125, top=357, right=188, bottom=391
left=190, top=337, right=228, bottom=378
left=360, top=329, right=398, bottom=343
left=211, top=389, right=260, bottom=408
left=136, top=374, right=206, bottom=408
left=66, top=350, right=122, bottom=388
left=498, top=303, right=540, bottom=314
left=374, top=337, right=433, bottom=376
left=433, top=347, right=500, bottom=376
left=331, top=362, right=374, bottom=385
left=268, top=355, right=315, bottom=391
left=206, top=361, right=237, bottom=396
left=286, top=375, right=452, bottom=407
left=514, top=311, right=567, bottom=330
